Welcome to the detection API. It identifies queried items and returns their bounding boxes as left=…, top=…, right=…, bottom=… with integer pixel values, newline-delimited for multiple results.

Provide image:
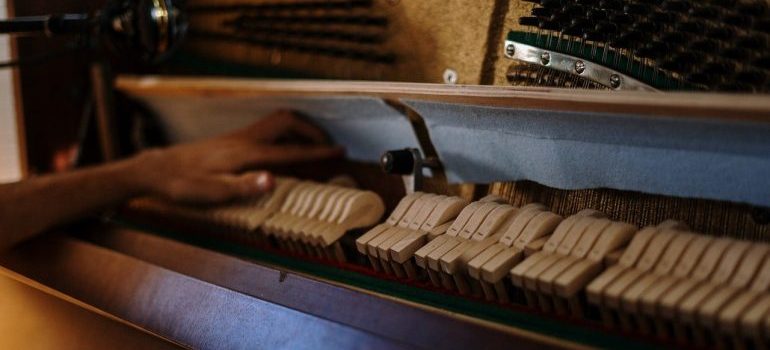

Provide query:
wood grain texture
left=0, top=272, right=179, bottom=350
left=115, top=76, right=770, bottom=122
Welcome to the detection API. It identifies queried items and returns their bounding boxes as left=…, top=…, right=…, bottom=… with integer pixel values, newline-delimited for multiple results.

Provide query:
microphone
left=0, top=0, right=187, bottom=64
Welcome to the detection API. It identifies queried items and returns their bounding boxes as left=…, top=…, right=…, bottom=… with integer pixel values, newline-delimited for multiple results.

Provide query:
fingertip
left=234, top=172, right=275, bottom=198
left=255, top=171, right=275, bottom=192
left=322, top=145, right=346, bottom=158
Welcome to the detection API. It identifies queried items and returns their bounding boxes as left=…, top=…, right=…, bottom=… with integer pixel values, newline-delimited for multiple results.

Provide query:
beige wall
left=0, top=0, right=22, bottom=183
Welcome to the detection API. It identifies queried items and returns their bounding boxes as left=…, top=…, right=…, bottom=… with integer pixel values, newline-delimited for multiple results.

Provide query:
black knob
left=519, top=17, right=539, bottom=27
left=381, top=149, right=415, bottom=175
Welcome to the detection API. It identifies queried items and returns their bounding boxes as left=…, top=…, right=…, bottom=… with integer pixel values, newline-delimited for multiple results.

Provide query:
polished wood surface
left=1, top=227, right=573, bottom=350
left=117, top=76, right=770, bottom=123
left=0, top=273, right=178, bottom=349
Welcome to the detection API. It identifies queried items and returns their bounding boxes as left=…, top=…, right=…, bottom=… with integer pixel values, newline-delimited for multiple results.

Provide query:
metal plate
left=504, top=39, right=655, bottom=92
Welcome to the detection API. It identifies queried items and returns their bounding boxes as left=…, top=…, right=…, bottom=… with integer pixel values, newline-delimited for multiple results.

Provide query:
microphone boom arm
left=0, top=14, right=92, bottom=36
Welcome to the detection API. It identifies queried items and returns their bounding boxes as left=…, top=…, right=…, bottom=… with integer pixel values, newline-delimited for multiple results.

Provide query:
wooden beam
left=116, top=75, right=770, bottom=123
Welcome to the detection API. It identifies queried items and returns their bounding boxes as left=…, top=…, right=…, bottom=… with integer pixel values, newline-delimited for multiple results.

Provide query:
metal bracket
left=503, top=39, right=656, bottom=92
left=380, top=148, right=439, bottom=194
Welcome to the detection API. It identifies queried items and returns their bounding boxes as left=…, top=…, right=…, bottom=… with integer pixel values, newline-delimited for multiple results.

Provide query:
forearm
left=0, top=157, right=146, bottom=251
left=0, top=111, right=342, bottom=252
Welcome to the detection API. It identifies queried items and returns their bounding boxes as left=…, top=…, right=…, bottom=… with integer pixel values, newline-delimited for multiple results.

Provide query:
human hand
left=126, top=110, right=343, bottom=203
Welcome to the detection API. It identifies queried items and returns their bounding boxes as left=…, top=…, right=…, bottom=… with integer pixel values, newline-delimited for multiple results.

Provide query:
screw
left=610, top=74, right=621, bottom=89
left=505, top=44, right=515, bottom=57
left=540, top=51, right=551, bottom=65
left=443, top=69, right=458, bottom=84
left=574, top=60, right=585, bottom=74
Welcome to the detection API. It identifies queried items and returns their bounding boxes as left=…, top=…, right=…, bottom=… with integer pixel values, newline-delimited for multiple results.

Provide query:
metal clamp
left=380, top=148, right=439, bottom=194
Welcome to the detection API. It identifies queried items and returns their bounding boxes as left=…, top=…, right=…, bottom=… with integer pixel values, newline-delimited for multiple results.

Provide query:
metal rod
left=91, top=62, right=120, bottom=161
left=0, top=14, right=91, bottom=36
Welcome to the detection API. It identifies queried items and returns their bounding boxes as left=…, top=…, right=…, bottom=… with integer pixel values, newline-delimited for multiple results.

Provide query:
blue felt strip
left=405, top=100, right=770, bottom=207
left=140, top=95, right=422, bottom=163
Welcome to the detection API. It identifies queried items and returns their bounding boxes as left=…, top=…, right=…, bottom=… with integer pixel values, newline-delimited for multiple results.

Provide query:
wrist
left=112, top=151, right=159, bottom=197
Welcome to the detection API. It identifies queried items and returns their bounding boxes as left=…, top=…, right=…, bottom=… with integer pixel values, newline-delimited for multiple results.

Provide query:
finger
left=244, top=145, right=345, bottom=165
left=282, top=112, right=329, bottom=144
left=229, top=110, right=328, bottom=144
left=166, top=171, right=274, bottom=203
left=223, top=110, right=294, bottom=141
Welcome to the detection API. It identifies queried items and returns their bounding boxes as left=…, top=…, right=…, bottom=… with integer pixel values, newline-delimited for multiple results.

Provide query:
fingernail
left=255, top=172, right=273, bottom=191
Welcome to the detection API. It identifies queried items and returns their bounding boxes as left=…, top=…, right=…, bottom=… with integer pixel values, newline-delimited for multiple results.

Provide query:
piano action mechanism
left=92, top=75, right=768, bottom=349
left=6, top=0, right=770, bottom=348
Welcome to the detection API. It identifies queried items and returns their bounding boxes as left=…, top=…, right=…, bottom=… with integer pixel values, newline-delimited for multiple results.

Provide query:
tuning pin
left=623, top=3, right=652, bottom=15
left=676, top=21, right=704, bottom=33
left=636, top=41, right=670, bottom=59
left=565, top=18, right=590, bottom=36
left=599, top=0, right=623, bottom=10
left=538, top=19, right=562, bottom=31
left=659, top=52, right=703, bottom=72
left=716, top=82, right=754, bottom=91
left=519, top=16, right=540, bottom=27
left=610, top=30, right=643, bottom=49
left=722, top=47, right=751, bottom=60
left=754, top=19, right=770, bottom=34
left=707, top=27, right=735, bottom=40
left=583, top=30, right=607, bottom=42
left=723, top=13, right=752, bottom=26
left=712, top=0, right=737, bottom=7
left=541, top=0, right=566, bottom=8
left=632, top=20, right=661, bottom=33
left=689, top=39, right=719, bottom=53
left=651, top=11, right=678, bottom=24
left=660, top=32, right=687, bottom=45
left=737, top=35, right=767, bottom=50
left=735, top=69, right=768, bottom=85
left=561, top=4, right=585, bottom=16
left=689, top=6, right=720, bottom=20
left=659, top=59, right=687, bottom=72
left=703, top=61, right=736, bottom=75
left=663, top=0, right=691, bottom=12
left=687, top=72, right=722, bottom=86
left=532, top=7, right=553, bottom=18
left=736, top=1, right=767, bottom=15
left=752, top=56, right=770, bottom=70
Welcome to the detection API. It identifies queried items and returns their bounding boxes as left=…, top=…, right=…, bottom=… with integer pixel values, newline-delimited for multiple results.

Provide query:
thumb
left=166, top=171, right=274, bottom=204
